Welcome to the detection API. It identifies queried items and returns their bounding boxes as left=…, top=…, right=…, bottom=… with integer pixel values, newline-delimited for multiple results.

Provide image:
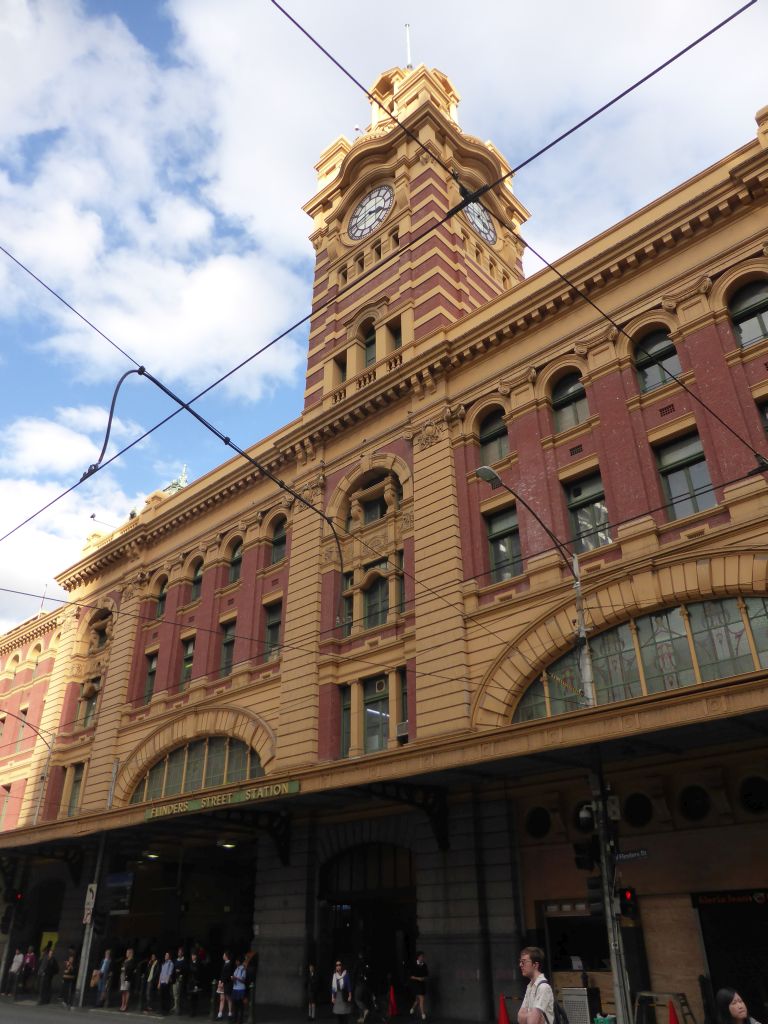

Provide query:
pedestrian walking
left=307, top=963, right=319, bottom=1020
left=96, top=948, right=112, bottom=1007
left=409, top=952, right=429, bottom=1021
left=217, top=951, right=234, bottom=1020
left=60, top=953, right=76, bottom=1007
left=332, top=960, right=352, bottom=1016
left=232, top=956, right=247, bottom=1024
left=120, top=947, right=137, bottom=1012
left=20, top=946, right=37, bottom=993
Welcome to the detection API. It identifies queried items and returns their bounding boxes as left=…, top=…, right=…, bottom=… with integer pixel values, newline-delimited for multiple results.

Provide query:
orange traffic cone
left=499, top=994, right=511, bottom=1024
left=388, top=985, right=398, bottom=1018
left=669, top=1002, right=680, bottom=1024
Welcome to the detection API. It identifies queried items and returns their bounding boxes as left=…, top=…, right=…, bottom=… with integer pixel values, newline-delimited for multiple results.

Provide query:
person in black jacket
left=119, top=948, right=137, bottom=1012
left=217, top=951, right=234, bottom=1021
left=38, top=948, right=59, bottom=1004
left=187, top=950, right=203, bottom=1018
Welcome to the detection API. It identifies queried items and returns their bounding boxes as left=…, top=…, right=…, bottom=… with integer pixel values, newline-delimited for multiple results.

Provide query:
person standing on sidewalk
left=157, top=951, right=175, bottom=1016
left=172, top=947, right=188, bottom=1015
left=60, top=952, right=76, bottom=1007
left=517, top=947, right=554, bottom=1024
left=3, top=948, right=23, bottom=995
left=120, top=948, right=137, bottom=1012
left=409, top=952, right=429, bottom=1021
left=38, top=948, right=58, bottom=1004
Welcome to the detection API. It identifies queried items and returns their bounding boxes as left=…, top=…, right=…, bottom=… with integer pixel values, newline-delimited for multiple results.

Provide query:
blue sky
left=0, top=0, right=766, bottom=631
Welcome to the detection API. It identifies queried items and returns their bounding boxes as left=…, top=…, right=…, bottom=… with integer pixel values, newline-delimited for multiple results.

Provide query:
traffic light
left=573, top=834, right=600, bottom=871
left=587, top=874, right=604, bottom=918
left=618, top=886, right=639, bottom=919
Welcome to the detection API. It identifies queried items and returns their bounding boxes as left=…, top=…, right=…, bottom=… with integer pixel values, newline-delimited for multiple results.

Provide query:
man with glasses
left=517, top=947, right=554, bottom=1024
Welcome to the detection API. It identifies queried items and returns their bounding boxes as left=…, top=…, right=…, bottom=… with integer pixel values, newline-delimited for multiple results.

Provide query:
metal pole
left=590, top=754, right=632, bottom=1024
left=572, top=554, right=596, bottom=707
left=0, top=903, right=16, bottom=991
left=32, top=739, right=55, bottom=826
left=76, top=832, right=107, bottom=1007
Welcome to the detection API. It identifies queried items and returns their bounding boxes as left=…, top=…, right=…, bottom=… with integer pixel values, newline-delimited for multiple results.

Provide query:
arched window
left=551, top=373, right=589, bottom=432
left=228, top=540, right=243, bottom=584
left=270, top=518, right=287, bottom=564
left=634, top=329, right=681, bottom=392
left=190, top=559, right=204, bottom=601
left=478, top=409, right=509, bottom=465
left=155, top=577, right=168, bottom=620
left=512, top=596, right=763, bottom=722
left=729, top=280, right=768, bottom=348
left=362, top=321, right=377, bottom=368
left=129, top=737, right=264, bottom=804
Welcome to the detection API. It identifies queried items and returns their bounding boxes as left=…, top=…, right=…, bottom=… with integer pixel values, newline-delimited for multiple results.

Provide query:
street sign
left=83, top=883, right=97, bottom=924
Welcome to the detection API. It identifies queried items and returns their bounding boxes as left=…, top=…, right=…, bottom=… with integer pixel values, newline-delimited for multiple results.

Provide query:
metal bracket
left=363, top=781, right=449, bottom=850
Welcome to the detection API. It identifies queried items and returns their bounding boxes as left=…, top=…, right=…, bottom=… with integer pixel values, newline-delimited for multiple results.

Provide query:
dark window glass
left=264, top=602, right=282, bottom=660
left=635, top=330, right=681, bottom=391
left=341, top=571, right=354, bottom=637
left=363, top=576, right=388, bottom=629
left=66, top=764, right=84, bottom=818
left=271, top=519, right=286, bottom=564
left=656, top=434, right=715, bottom=520
left=486, top=507, right=521, bottom=583
left=552, top=373, right=588, bottom=431
left=730, top=280, right=768, bottom=348
left=512, top=678, right=547, bottom=723
left=745, top=596, right=768, bottom=668
left=363, top=676, right=389, bottom=753
left=228, top=541, right=243, bottom=584
left=479, top=410, right=508, bottom=464
left=363, top=324, right=376, bottom=367
left=688, top=599, right=752, bottom=680
left=190, top=560, right=203, bottom=601
left=204, top=737, right=226, bottom=788
left=590, top=624, right=642, bottom=703
left=363, top=496, right=388, bottom=524
left=220, top=621, right=236, bottom=676
left=340, top=686, right=351, bottom=758
left=636, top=608, right=695, bottom=693
left=144, top=653, right=157, bottom=705
left=180, top=637, right=195, bottom=689
left=565, top=474, right=610, bottom=553
left=165, top=747, right=184, bottom=796
left=156, top=579, right=167, bottom=619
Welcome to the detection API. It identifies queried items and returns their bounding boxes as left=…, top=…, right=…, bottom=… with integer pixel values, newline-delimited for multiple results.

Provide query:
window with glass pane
left=746, top=597, right=768, bottom=669
left=183, top=740, right=205, bottom=792
left=363, top=677, right=389, bottom=753
left=190, top=560, right=203, bottom=601
left=205, top=737, right=227, bottom=788
left=66, top=763, right=84, bottom=817
left=227, top=740, right=248, bottom=783
left=552, top=373, right=589, bottom=432
left=396, top=550, right=405, bottom=612
left=479, top=410, right=509, bottom=464
left=130, top=778, right=146, bottom=804
left=81, top=678, right=100, bottom=726
left=545, top=649, right=584, bottom=714
left=363, top=576, right=388, bottom=628
left=146, top=759, right=166, bottom=800
left=566, top=474, right=610, bottom=553
left=164, top=747, right=185, bottom=796
left=635, top=330, right=681, bottom=392
left=341, top=571, right=354, bottom=637
left=156, top=578, right=167, bottom=619
left=656, top=434, right=715, bottom=520
left=688, top=599, right=753, bottom=680
left=486, top=507, right=521, bottom=583
left=264, top=603, right=282, bottom=660
left=512, top=678, right=547, bottom=723
left=228, top=541, right=243, bottom=584
left=180, top=637, right=195, bottom=689
left=144, top=653, right=157, bottom=705
left=398, top=667, right=408, bottom=723
left=363, top=325, right=376, bottom=367
left=363, top=496, right=388, bottom=523
left=249, top=751, right=264, bottom=778
left=636, top=608, right=695, bottom=693
left=340, top=686, right=351, bottom=758
left=220, top=621, right=236, bottom=676
left=271, top=519, right=286, bottom=563
left=729, top=280, right=768, bottom=347
left=590, top=624, right=642, bottom=702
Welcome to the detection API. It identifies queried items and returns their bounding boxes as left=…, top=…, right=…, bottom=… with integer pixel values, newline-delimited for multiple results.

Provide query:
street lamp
left=476, top=465, right=595, bottom=706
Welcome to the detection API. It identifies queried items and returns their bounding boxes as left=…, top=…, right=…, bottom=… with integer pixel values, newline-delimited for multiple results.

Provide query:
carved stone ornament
left=409, top=418, right=446, bottom=451
left=762, top=241, right=768, bottom=257
left=401, top=512, right=414, bottom=531
left=573, top=342, right=588, bottom=357
left=498, top=379, right=512, bottom=396
left=527, top=366, right=537, bottom=383
left=323, top=542, right=336, bottom=563
left=662, top=297, right=678, bottom=313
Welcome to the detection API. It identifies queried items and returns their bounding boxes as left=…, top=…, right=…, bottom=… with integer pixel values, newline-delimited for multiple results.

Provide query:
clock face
left=464, top=200, right=497, bottom=244
left=348, top=184, right=394, bottom=240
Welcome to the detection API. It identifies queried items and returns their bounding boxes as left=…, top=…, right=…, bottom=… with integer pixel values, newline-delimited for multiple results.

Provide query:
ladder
left=634, top=991, right=698, bottom=1024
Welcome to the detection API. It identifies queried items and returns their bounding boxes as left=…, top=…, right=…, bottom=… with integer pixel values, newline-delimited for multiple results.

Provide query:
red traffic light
left=618, top=885, right=638, bottom=918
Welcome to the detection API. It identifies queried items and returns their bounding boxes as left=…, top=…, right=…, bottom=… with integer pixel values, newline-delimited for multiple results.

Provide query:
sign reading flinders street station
left=144, top=779, right=301, bottom=820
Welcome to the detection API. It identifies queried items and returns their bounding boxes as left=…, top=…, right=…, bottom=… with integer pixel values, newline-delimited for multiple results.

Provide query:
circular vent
left=678, top=785, right=711, bottom=822
left=739, top=775, right=768, bottom=814
left=525, top=807, right=551, bottom=839
left=624, top=792, right=654, bottom=828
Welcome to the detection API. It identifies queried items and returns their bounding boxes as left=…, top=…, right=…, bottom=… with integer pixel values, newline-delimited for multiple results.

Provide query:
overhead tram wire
left=1, top=463, right=758, bottom=740
left=1, top=2, right=756, bottom=547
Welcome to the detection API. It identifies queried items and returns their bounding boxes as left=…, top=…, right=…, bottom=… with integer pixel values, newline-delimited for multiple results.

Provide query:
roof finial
left=405, top=23, right=413, bottom=69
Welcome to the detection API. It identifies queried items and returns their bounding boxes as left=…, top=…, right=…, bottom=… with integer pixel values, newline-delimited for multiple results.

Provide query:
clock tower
left=302, top=64, right=530, bottom=411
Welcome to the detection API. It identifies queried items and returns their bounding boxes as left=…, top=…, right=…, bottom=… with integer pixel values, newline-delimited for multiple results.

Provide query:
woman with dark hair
left=716, top=989, right=762, bottom=1024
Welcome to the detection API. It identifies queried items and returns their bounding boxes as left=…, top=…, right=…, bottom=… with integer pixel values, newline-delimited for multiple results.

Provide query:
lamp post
left=476, top=465, right=595, bottom=706
left=476, top=465, right=633, bottom=1024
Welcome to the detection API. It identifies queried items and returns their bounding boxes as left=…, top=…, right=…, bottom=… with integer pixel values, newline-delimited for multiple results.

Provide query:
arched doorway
left=317, top=843, right=416, bottom=993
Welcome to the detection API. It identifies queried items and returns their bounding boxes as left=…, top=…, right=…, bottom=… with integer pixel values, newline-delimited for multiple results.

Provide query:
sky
left=0, top=0, right=766, bottom=633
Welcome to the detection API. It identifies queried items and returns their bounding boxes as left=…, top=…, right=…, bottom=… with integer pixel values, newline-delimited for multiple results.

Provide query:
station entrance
left=317, top=843, right=417, bottom=995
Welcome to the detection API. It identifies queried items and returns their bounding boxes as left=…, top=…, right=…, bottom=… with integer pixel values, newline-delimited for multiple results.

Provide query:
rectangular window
left=363, top=676, right=389, bottom=753
left=180, top=636, right=195, bottom=689
left=341, top=571, right=354, bottom=638
left=165, top=748, right=185, bottom=796
left=146, top=759, right=166, bottom=800
left=15, top=708, right=27, bottom=752
left=656, top=434, right=716, bottom=520
left=0, top=784, right=10, bottom=830
left=363, top=496, right=387, bottom=523
left=80, top=678, right=100, bottom=727
left=398, top=667, right=408, bottom=724
left=144, top=653, right=158, bottom=705
left=565, top=473, right=610, bottom=553
left=334, top=352, right=348, bottom=385
left=486, top=507, right=521, bottom=583
left=220, top=622, right=236, bottom=677
left=637, top=608, right=696, bottom=693
left=205, top=736, right=226, bottom=788
left=759, top=401, right=768, bottom=434
left=688, top=599, right=753, bottom=681
left=340, top=686, right=351, bottom=759
left=183, top=739, right=205, bottom=793
left=363, top=577, right=388, bottom=629
left=264, top=602, right=282, bottom=661
left=190, top=564, right=203, bottom=602
left=396, top=550, right=405, bottom=613
left=364, top=330, right=377, bottom=368
left=66, top=763, right=84, bottom=818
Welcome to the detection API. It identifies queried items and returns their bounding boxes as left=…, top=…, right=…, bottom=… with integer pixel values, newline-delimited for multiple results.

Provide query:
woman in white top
left=332, top=961, right=352, bottom=1016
